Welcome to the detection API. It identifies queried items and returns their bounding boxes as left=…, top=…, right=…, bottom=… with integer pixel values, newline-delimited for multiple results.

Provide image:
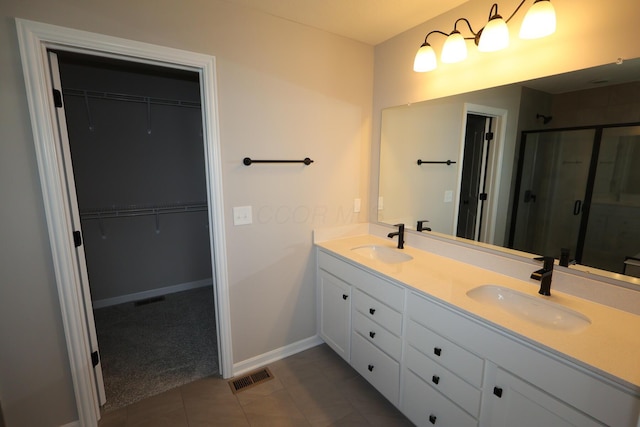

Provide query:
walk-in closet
left=56, top=52, right=218, bottom=411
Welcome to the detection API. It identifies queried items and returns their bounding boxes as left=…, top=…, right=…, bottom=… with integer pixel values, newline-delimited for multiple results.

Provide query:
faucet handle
left=533, top=255, right=555, bottom=270
left=417, top=220, right=431, bottom=232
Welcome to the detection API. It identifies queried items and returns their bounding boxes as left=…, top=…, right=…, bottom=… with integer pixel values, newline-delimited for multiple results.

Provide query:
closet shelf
left=80, top=202, right=208, bottom=220
left=63, top=88, right=201, bottom=109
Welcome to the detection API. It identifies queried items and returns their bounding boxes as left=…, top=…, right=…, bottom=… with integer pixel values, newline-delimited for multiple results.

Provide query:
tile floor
left=98, top=343, right=413, bottom=426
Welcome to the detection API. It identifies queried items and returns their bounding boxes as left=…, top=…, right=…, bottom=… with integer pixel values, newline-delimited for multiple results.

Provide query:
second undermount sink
left=351, top=245, right=413, bottom=264
left=466, top=285, right=591, bottom=332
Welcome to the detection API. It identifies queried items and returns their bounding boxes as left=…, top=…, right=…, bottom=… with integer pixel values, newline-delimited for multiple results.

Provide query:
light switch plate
left=233, top=206, right=252, bottom=225
left=378, top=196, right=384, bottom=210
left=444, top=190, right=453, bottom=203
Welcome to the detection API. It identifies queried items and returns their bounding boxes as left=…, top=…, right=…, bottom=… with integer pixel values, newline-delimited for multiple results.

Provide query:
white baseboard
left=232, top=335, right=324, bottom=377
left=92, top=278, right=212, bottom=309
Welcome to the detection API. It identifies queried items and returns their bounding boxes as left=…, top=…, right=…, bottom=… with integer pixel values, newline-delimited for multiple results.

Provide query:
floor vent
left=134, top=295, right=165, bottom=307
left=228, top=367, right=273, bottom=394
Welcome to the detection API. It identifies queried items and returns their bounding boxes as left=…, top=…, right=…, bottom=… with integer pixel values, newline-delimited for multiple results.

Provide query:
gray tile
left=99, top=343, right=413, bottom=427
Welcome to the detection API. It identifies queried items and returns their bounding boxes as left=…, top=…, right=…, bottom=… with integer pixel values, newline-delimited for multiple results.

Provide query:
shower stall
left=509, top=123, right=640, bottom=275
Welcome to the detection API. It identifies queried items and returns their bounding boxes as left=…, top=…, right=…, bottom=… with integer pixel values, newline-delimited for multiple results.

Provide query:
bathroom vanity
left=315, top=229, right=640, bottom=426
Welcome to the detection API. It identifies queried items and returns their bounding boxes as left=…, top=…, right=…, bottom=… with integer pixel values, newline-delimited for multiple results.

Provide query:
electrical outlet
left=233, top=206, right=252, bottom=225
left=354, top=198, right=361, bottom=213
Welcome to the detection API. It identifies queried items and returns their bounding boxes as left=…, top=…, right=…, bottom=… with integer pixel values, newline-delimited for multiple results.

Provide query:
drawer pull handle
left=431, top=375, right=440, bottom=385
left=342, top=294, right=348, bottom=300
left=493, top=386, right=503, bottom=398
left=369, top=308, right=376, bottom=315
left=367, top=364, right=374, bottom=372
left=369, top=331, right=376, bottom=339
left=433, top=347, right=442, bottom=356
left=429, top=414, right=437, bottom=424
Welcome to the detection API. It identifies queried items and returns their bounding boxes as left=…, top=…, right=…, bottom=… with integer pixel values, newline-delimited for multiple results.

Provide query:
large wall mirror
left=378, top=58, right=640, bottom=281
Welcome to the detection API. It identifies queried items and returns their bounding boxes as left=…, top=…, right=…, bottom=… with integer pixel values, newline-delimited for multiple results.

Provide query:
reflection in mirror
left=377, top=58, right=640, bottom=279
left=510, top=125, right=640, bottom=275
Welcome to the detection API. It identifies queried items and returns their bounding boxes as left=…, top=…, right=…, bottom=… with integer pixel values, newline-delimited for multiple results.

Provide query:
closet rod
left=417, top=159, right=456, bottom=166
left=243, top=157, right=314, bottom=166
left=63, top=88, right=201, bottom=109
left=80, top=202, right=208, bottom=220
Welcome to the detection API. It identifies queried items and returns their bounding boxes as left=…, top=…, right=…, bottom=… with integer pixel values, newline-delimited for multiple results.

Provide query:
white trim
left=232, top=335, right=324, bottom=377
left=92, top=279, right=213, bottom=309
left=15, top=18, right=232, bottom=427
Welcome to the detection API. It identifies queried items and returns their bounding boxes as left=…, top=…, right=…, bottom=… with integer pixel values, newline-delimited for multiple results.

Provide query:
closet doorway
left=18, top=19, right=231, bottom=424
left=53, top=51, right=219, bottom=411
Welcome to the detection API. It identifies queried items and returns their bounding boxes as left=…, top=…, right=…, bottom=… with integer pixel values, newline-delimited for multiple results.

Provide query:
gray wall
left=0, top=1, right=373, bottom=425
left=60, top=59, right=212, bottom=302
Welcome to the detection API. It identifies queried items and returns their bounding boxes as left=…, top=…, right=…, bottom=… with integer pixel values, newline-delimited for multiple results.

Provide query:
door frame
left=454, top=104, right=508, bottom=244
left=16, top=18, right=232, bottom=425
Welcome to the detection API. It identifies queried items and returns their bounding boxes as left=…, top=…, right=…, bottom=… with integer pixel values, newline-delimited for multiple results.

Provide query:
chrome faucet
left=387, top=223, right=405, bottom=249
left=531, top=256, right=554, bottom=296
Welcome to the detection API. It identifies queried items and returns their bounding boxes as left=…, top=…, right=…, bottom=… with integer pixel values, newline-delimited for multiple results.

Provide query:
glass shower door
left=582, top=125, right=640, bottom=273
left=511, top=129, right=595, bottom=258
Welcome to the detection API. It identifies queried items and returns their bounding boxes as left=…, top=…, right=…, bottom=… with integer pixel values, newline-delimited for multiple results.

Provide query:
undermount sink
left=351, top=245, right=413, bottom=264
left=466, top=285, right=591, bottom=332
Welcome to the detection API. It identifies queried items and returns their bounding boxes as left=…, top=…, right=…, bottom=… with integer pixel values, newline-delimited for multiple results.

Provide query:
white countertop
left=316, top=234, right=640, bottom=391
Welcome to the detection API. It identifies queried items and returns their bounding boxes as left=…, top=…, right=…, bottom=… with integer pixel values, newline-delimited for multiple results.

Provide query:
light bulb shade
left=519, top=0, right=556, bottom=39
left=478, top=16, right=510, bottom=52
left=413, top=43, right=437, bottom=72
left=441, top=32, right=467, bottom=63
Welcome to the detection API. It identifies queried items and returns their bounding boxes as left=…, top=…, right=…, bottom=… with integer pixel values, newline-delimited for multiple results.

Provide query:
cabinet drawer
left=351, top=331, right=400, bottom=405
left=318, top=250, right=404, bottom=311
left=406, top=345, right=481, bottom=417
left=353, top=288, right=402, bottom=336
left=406, top=320, right=483, bottom=388
left=353, top=310, right=402, bottom=361
left=402, top=369, right=477, bottom=427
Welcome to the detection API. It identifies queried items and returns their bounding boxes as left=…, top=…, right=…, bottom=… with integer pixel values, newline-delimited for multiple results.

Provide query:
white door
left=47, top=51, right=107, bottom=408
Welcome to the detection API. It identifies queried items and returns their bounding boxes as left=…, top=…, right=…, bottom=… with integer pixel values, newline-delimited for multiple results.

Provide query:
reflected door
left=457, top=114, right=491, bottom=240
left=510, top=129, right=595, bottom=257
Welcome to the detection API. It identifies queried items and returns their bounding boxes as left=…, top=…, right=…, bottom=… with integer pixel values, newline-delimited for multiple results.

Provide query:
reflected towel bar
left=243, top=157, right=314, bottom=166
left=417, top=159, right=456, bottom=165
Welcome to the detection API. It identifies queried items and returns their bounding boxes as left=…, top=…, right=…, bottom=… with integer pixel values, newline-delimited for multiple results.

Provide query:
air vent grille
left=228, top=367, right=273, bottom=394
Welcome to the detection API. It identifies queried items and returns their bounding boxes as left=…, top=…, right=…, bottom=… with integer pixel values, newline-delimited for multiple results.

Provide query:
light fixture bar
left=413, top=0, right=556, bottom=72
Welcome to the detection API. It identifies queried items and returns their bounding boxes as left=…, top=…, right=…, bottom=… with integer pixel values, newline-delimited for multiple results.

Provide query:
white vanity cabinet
left=484, top=366, right=602, bottom=427
left=408, top=291, right=640, bottom=427
left=316, top=247, right=640, bottom=427
left=317, top=249, right=404, bottom=405
left=318, top=268, right=351, bottom=361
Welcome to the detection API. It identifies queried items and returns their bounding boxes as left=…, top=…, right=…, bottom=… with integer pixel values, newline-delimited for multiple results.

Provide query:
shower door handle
left=573, top=200, right=582, bottom=215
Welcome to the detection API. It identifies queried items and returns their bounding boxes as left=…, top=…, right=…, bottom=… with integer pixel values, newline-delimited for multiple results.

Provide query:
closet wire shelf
left=63, top=88, right=202, bottom=109
left=80, top=202, right=208, bottom=220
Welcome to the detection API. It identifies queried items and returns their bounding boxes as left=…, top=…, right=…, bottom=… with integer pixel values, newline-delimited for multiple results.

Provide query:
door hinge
left=91, top=351, right=100, bottom=367
left=52, top=89, right=63, bottom=108
left=479, top=193, right=488, bottom=201
left=73, top=230, right=82, bottom=247
left=485, top=132, right=494, bottom=141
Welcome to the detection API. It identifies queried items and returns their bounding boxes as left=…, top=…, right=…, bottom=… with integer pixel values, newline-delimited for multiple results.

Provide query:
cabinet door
left=485, top=368, right=602, bottom=427
left=319, top=270, right=351, bottom=361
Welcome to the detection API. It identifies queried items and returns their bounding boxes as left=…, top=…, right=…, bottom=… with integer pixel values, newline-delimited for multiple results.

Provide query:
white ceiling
left=220, top=0, right=469, bottom=45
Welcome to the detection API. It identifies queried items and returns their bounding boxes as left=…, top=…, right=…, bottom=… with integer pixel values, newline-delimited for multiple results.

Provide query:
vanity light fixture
left=413, top=0, right=556, bottom=72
